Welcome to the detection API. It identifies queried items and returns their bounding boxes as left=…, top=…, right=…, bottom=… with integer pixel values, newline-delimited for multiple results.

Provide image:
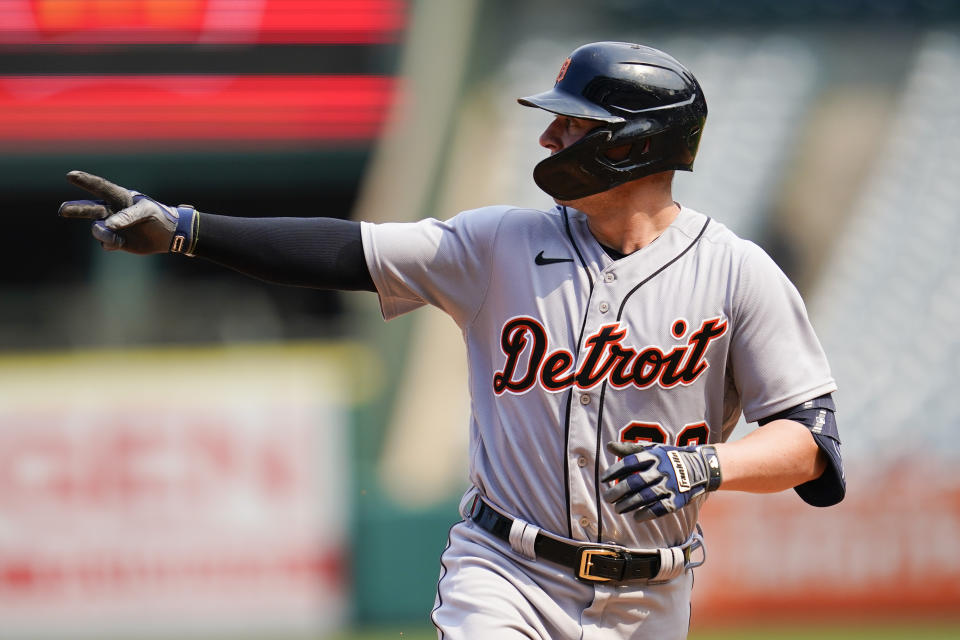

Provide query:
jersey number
left=620, top=421, right=709, bottom=447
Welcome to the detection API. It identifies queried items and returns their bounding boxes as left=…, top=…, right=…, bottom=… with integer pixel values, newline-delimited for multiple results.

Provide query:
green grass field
left=322, top=622, right=960, bottom=640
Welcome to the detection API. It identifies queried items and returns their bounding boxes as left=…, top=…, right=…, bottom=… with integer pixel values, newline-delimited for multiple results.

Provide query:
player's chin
left=554, top=192, right=599, bottom=209
left=550, top=190, right=591, bottom=205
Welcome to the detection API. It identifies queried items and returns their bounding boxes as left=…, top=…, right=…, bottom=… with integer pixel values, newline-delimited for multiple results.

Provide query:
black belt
left=469, top=497, right=686, bottom=583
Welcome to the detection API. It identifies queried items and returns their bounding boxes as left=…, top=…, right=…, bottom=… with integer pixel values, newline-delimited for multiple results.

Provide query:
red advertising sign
left=0, top=74, right=399, bottom=150
left=691, top=465, right=960, bottom=627
left=0, top=0, right=407, bottom=43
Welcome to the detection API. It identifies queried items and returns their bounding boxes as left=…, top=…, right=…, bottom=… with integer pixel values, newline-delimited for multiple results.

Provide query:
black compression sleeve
left=193, top=213, right=376, bottom=292
left=758, top=393, right=845, bottom=507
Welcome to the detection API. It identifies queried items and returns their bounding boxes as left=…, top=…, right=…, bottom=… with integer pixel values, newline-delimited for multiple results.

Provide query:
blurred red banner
left=0, top=0, right=406, bottom=44
left=691, top=465, right=960, bottom=627
left=0, top=74, right=399, bottom=150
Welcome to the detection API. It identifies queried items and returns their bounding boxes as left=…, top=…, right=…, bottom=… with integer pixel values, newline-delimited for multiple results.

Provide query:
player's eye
left=565, top=117, right=600, bottom=136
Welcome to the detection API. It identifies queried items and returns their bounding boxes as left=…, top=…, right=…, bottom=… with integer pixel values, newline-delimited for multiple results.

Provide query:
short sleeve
left=729, top=242, right=837, bottom=422
left=360, top=207, right=506, bottom=326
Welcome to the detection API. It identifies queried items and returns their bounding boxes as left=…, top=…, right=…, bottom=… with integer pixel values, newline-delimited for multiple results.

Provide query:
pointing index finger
left=66, top=170, right=134, bottom=211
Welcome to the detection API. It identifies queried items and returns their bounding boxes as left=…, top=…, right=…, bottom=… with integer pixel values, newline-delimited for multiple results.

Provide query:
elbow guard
left=759, top=394, right=845, bottom=507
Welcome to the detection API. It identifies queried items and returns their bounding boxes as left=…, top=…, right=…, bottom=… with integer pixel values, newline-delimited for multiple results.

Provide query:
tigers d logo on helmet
left=555, top=58, right=571, bottom=84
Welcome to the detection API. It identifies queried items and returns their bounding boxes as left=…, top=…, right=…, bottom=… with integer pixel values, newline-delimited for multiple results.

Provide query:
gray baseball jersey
left=363, top=204, right=835, bottom=552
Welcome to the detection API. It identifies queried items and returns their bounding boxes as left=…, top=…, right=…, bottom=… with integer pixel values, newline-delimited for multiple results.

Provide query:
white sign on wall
left=0, top=343, right=364, bottom=638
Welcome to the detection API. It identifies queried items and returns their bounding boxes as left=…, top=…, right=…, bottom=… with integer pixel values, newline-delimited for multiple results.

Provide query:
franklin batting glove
left=59, top=170, right=198, bottom=256
left=601, top=441, right=722, bottom=522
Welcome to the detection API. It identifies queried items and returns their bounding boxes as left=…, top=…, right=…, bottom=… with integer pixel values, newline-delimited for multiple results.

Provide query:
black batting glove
left=59, top=170, right=198, bottom=256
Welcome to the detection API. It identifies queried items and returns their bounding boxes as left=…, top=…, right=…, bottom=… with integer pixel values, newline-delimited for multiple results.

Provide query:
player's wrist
left=169, top=205, right=199, bottom=256
left=697, top=444, right=722, bottom=492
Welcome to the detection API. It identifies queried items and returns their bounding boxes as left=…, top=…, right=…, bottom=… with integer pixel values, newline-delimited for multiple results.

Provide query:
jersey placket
left=566, top=265, right=618, bottom=542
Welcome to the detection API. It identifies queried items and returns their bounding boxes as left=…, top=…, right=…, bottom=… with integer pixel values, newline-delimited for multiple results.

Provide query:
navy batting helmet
left=518, top=42, right=707, bottom=200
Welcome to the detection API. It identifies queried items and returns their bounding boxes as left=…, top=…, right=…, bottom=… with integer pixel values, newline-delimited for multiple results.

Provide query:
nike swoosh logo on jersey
left=534, top=251, right=574, bottom=266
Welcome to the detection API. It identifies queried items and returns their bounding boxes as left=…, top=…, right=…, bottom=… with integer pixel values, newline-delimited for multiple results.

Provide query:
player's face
left=539, top=115, right=600, bottom=153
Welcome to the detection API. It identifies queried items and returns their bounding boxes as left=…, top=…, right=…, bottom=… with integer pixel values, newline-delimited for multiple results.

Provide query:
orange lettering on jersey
left=492, top=316, right=728, bottom=395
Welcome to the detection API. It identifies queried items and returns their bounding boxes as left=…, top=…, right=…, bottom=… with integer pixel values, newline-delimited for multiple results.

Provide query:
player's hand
left=59, top=170, right=197, bottom=255
left=601, top=441, right=722, bottom=522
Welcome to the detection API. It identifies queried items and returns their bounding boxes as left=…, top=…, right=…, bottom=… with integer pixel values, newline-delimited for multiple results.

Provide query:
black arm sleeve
left=193, top=213, right=376, bottom=292
left=758, top=393, right=845, bottom=507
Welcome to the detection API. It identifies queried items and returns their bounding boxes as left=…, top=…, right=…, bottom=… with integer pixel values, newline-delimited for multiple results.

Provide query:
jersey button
left=579, top=394, right=591, bottom=405
left=599, top=302, right=609, bottom=313
left=579, top=516, right=591, bottom=528
left=577, top=456, right=587, bottom=467
left=604, top=272, right=616, bottom=283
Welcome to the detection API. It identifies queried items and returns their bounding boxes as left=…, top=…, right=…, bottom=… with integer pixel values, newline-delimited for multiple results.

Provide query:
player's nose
left=539, top=118, right=564, bottom=153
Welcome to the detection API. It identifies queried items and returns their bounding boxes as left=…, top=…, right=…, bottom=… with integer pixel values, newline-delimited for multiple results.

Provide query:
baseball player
left=60, top=42, right=844, bottom=639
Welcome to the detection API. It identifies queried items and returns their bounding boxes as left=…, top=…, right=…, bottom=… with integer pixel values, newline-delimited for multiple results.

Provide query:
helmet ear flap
left=602, top=143, right=634, bottom=165
left=601, top=138, right=651, bottom=166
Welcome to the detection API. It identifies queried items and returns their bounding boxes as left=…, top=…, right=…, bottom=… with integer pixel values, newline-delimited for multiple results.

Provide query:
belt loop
left=508, top=519, right=540, bottom=560
left=521, top=524, right=539, bottom=559
left=459, top=487, right=481, bottom=520
left=652, top=547, right=686, bottom=582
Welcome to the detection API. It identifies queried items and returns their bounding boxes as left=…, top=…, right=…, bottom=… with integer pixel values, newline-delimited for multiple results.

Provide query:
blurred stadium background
left=1, top=0, right=959, bottom=638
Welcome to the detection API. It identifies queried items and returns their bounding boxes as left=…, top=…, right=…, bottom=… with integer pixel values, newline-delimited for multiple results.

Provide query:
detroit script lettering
left=493, top=316, right=728, bottom=394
